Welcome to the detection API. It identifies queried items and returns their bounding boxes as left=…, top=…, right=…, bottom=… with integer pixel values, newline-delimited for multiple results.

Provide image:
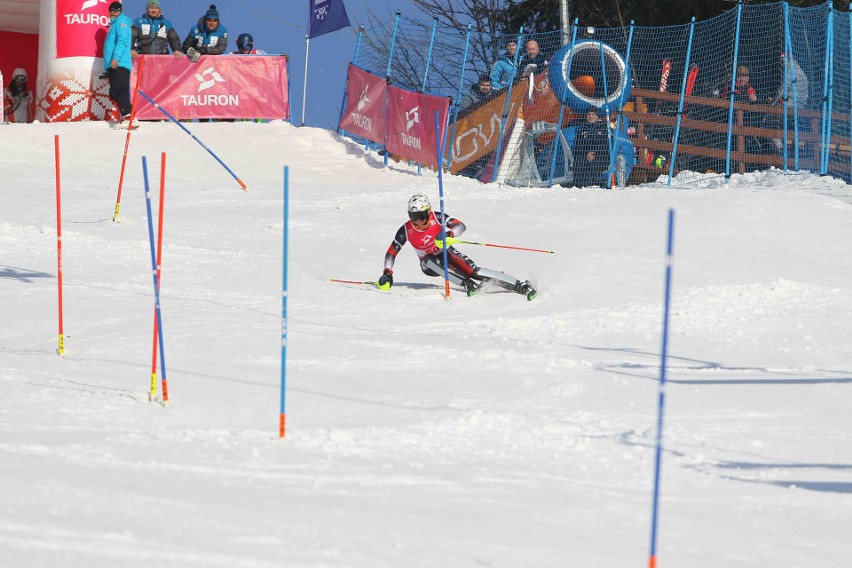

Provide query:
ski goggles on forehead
left=409, top=210, right=430, bottom=223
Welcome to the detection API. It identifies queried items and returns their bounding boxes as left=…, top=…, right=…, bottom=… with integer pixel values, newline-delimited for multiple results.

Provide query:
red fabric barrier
left=386, top=85, right=449, bottom=168
left=337, top=64, right=387, bottom=145
left=132, top=55, right=290, bottom=121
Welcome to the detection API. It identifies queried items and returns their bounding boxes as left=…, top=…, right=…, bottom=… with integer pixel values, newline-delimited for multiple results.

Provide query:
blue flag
left=308, top=0, right=351, bottom=39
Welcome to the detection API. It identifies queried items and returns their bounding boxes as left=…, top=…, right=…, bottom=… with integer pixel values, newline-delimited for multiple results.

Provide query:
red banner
left=385, top=85, right=450, bottom=168
left=131, top=55, right=290, bottom=121
left=337, top=64, right=387, bottom=145
left=56, top=0, right=111, bottom=59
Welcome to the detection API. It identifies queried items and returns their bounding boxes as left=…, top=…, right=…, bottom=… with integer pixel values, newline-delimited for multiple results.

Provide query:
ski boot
left=464, top=278, right=481, bottom=297
left=514, top=280, right=537, bottom=301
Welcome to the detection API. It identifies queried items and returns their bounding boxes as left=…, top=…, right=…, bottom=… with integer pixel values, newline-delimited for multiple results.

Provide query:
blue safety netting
left=344, top=1, right=852, bottom=187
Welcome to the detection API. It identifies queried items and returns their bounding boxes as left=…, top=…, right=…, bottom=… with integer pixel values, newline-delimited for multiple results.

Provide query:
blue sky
left=123, top=0, right=413, bottom=128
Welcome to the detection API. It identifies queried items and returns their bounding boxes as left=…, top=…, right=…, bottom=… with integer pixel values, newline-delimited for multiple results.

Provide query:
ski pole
left=453, top=240, right=555, bottom=254
left=330, top=278, right=377, bottom=286
left=137, top=90, right=248, bottom=191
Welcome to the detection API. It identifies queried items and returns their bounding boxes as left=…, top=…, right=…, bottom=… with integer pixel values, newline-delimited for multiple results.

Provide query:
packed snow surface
left=1, top=121, right=851, bottom=567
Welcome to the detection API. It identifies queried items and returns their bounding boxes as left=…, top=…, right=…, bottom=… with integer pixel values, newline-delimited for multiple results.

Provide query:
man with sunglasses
left=182, top=4, right=229, bottom=63
left=3, top=68, right=34, bottom=123
left=378, top=194, right=537, bottom=300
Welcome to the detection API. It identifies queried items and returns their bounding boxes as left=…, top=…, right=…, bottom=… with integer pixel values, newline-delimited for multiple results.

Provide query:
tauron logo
left=356, top=85, right=369, bottom=111
left=195, top=67, right=225, bottom=93
left=81, top=0, right=107, bottom=10
left=405, top=106, right=419, bottom=131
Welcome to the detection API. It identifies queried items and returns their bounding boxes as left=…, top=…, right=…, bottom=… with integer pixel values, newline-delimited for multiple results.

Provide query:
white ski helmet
left=407, top=193, right=431, bottom=213
left=407, top=193, right=432, bottom=226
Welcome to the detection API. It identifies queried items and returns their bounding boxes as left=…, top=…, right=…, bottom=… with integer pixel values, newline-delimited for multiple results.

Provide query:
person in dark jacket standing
left=573, top=108, right=611, bottom=187
left=103, top=1, right=135, bottom=127
left=131, top=0, right=183, bottom=59
left=182, top=4, right=228, bottom=62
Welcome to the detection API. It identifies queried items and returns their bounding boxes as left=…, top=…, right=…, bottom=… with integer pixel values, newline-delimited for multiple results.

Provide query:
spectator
left=3, top=68, right=35, bottom=123
left=182, top=4, right=228, bottom=62
left=518, top=39, right=548, bottom=77
left=490, top=39, right=517, bottom=90
left=131, top=0, right=183, bottom=60
left=103, top=1, right=136, bottom=128
left=233, top=33, right=266, bottom=55
left=573, top=108, right=610, bottom=187
left=721, top=65, right=757, bottom=103
left=770, top=51, right=808, bottom=107
left=460, top=74, right=493, bottom=109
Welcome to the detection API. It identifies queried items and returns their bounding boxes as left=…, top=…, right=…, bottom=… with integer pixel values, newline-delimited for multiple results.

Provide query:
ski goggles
left=408, top=210, right=429, bottom=223
left=14, top=75, right=26, bottom=82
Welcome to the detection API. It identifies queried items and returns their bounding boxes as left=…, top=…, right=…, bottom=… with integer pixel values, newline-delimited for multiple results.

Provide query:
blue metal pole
left=416, top=18, right=439, bottom=175
left=384, top=11, right=402, bottom=167
left=494, top=27, right=525, bottom=180
left=821, top=10, right=835, bottom=175
left=668, top=18, right=696, bottom=187
left=547, top=23, right=580, bottom=187
left=648, top=208, right=675, bottom=568
left=725, top=1, right=745, bottom=183
left=337, top=26, right=364, bottom=137
left=422, top=18, right=438, bottom=91
left=446, top=24, right=473, bottom=170
left=598, top=41, right=615, bottom=189
left=781, top=4, right=792, bottom=172
left=848, top=4, right=852, bottom=179
left=142, top=156, right=168, bottom=406
left=435, top=110, right=451, bottom=298
left=280, top=166, right=289, bottom=438
left=138, top=90, right=248, bottom=191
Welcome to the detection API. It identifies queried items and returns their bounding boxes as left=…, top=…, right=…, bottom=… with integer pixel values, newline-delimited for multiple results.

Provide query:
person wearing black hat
left=460, top=74, right=494, bottom=110
left=131, top=0, right=184, bottom=60
left=103, top=1, right=136, bottom=128
left=181, top=4, right=229, bottom=63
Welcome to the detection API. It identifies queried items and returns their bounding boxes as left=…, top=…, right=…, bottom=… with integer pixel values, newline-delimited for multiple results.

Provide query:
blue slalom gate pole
left=435, top=110, right=451, bottom=299
left=649, top=208, right=675, bottom=568
left=137, top=90, right=248, bottom=191
left=142, top=156, right=168, bottom=406
left=280, top=166, right=289, bottom=438
left=383, top=11, right=402, bottom=167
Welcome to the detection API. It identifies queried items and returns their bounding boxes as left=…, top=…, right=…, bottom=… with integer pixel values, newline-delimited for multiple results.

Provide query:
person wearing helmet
left=233, top=33, right=265, bottom=55
left=3, top=68, right=35, bottom=123
left=378, top=194, right=537, bottom=300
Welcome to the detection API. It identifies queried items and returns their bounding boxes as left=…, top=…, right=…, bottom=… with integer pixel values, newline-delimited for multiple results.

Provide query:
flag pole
left=302, top=36, right=310, bottom=125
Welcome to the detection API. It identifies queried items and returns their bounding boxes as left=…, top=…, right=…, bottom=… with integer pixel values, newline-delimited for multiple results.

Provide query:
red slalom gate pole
left=113, top=56, right=146, bottom=222
left=54, top=135, right=65, bottom=357
left=149, top=152, right=168, bottom=403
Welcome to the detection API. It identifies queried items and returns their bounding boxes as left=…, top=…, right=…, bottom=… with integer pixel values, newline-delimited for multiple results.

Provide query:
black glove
left=377, top=268, right=393, bottom=290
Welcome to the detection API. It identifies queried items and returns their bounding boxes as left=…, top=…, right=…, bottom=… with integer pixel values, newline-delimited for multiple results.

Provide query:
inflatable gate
left=0, top=0, right=290, bottom=122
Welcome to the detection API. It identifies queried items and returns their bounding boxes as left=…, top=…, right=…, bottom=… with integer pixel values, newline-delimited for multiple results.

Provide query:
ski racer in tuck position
left=377, top=194, right=537, bottom=300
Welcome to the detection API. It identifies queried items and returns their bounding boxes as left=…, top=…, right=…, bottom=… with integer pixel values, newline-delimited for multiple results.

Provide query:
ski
left=682, top=63, right=700, bottom=117
left=655, top=58, right=673, bottom=114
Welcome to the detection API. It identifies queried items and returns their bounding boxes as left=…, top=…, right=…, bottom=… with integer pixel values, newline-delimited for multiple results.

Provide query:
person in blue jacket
left=490, top=38, right=518, bottom=90
left=131, top=0, right=184, bottom=59
left=181, top=4, right=228, bottom=62
left=103, top=1, right=134, bottom=125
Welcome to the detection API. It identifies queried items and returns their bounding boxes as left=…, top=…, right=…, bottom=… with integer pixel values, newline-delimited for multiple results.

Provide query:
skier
left=377, top=194, right=537, bottom=300
left=232, top=33, right=265, bottom=55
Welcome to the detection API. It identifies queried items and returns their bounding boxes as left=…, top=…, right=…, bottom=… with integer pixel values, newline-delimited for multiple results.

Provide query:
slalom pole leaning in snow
left=329, top=278, right=377, bottom=286
left=449, top=240, right=555, bottom=254
left=149, top=152, right=167, bottom=402
left=113, top=56, right=146, bottom=222
left=54, top=135, right=65, bottom=357
left=137, top=90, right=248, bottom=191
left=434, top=110, right=451, bottom=299
left=142, top=157, right=169, bottom=405
left=280, top=166, right=289, bottom=439
left=648, top=208, right=675, bottom=568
